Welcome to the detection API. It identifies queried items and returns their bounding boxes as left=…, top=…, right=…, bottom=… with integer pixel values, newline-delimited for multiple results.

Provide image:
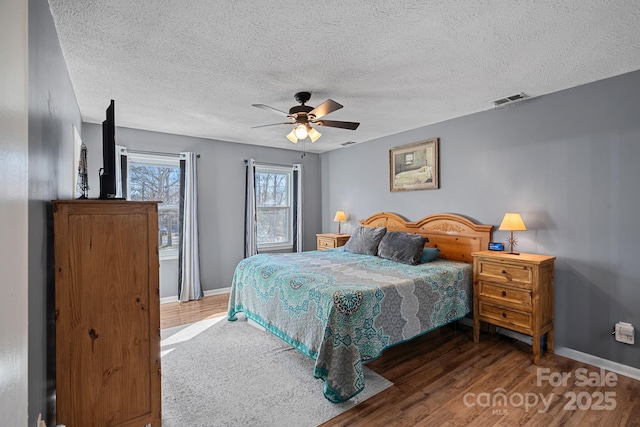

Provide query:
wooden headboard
left=359, top=212, right=493, bottom=263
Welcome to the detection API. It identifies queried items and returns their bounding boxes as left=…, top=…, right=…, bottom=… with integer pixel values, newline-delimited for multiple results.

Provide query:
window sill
left=159, top=251, right=178, bottom=261
left=258, top=244, right=293, bottom=253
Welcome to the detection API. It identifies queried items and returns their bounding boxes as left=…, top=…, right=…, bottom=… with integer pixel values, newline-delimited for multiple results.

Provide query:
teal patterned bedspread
left=227, top=248, right=473, bottom=403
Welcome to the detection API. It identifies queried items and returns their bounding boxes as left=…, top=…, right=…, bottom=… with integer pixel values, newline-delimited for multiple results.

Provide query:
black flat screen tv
left=99, top=99, right=116, bottom=199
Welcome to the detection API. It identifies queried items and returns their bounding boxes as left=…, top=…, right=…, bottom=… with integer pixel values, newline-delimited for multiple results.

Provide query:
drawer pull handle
left=502, top=312, right=507, bottom=318
left=501, top=270, right=513, bottom=281
left=501, top=291, right=507, bottom=297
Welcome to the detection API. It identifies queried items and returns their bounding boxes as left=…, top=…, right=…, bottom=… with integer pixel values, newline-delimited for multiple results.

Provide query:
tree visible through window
left=255, top=167, right=292, bottom=249
left=128, top=157, right=181, bottom=255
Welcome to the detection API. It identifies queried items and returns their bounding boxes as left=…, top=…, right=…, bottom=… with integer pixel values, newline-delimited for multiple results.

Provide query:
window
left=127, top=153, right=181, bottom=258
left=255, top=166, right=293, bottom=250
left=405, top=153, right=414, bottom=165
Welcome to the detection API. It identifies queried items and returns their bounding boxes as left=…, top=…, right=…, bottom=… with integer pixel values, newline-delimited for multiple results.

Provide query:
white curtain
left=178, top=152, right=203, bottom=302
left=115, top=145, right=127, bottom=198
left=244, top=158, right=258, bottom=257
left=292, top=163, right=303, bottom=253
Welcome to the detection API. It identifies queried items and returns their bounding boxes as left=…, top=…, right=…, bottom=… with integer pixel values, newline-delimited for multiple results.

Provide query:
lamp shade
left=499, top=212, right=527, bottom=231
left=333, top=211, right=347, bottom=222
left=308, top=127, right=321, bottom=143
left=286, top=129, right=298, bottom=143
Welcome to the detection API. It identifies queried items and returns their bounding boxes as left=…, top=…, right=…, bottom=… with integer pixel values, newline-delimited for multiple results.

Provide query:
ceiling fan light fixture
left=308, top=127, right=321, bottom=143
left=253, top=92, right=359, bottom=146
left=286, top=129, right=298, bottom=143
left=294, top=124, right=308, bottom=140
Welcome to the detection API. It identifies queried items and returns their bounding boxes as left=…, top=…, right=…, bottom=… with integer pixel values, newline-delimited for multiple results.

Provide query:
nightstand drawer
left=478, top=301, right=532, bottom=330
left=478, top=282, right=532, bottom=307
left=477, top=260, right=533, bottom=288
left=317, top=238, right=335, bottom=250
left=316, top=233, right=351, bottom=250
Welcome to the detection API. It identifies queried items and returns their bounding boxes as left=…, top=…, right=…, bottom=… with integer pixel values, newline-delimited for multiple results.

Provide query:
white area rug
left=161, top=315, right=392, bottom=427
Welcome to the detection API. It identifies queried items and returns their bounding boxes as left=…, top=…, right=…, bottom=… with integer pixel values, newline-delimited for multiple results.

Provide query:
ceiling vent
left=493, top=92, right=529, bottom=108
left=340, top=141, right=357, bottom=147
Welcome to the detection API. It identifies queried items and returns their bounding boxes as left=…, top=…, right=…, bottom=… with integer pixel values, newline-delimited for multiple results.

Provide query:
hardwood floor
left=161, top=294, right=640, bottom=426
left=160, top=293, right=229, bottom=329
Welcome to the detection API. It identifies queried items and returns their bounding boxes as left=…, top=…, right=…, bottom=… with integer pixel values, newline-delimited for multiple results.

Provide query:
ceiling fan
left=252, top=92, right=360, bottom=143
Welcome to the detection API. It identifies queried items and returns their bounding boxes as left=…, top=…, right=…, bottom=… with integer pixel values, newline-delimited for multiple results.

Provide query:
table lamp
left=333, top=210, right=347, bottom=234
left=499, top=212, right=526, bottom=254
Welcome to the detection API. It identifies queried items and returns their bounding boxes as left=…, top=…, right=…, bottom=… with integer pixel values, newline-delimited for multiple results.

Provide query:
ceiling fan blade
left=313, top=119, right=360, bottom=130
left=309, top=99, right=343, bottom=119
left=251, top=122, right=294, bottom=129
left=252, top=104, right=289, bottom=117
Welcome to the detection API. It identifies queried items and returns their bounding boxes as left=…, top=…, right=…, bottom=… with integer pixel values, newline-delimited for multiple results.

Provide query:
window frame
left=126, top=152, right=181, bottom=260
left=254, top=165, right=294, bottom=251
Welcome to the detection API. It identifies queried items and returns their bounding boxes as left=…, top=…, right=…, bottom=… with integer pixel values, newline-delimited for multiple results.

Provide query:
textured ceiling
left=48, top=0, right=640, bottom=153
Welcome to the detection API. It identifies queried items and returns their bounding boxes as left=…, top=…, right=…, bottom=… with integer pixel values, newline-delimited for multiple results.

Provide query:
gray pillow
left=343, top=226, right=387, bottom=256
left=377, top=231, right=428, bottom=265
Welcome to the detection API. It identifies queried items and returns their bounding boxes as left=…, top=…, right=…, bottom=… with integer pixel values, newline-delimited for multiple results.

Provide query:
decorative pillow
left=420, top=247, right=440, bottom=263
left=377, top=232, right=428, bottom=265
left=343, top=226, right=387, bottom=256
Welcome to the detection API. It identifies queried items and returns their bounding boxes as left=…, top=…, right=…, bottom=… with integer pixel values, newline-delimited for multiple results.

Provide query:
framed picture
left=389, top=138, right=439, bottom=192
left=72, top=125, right=82, bottom=197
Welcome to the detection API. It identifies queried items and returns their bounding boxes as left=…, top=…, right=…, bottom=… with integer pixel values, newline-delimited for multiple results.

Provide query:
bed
left=228, top=212, right=492, bottom=402
left=393, top=165, right=433, bottom=186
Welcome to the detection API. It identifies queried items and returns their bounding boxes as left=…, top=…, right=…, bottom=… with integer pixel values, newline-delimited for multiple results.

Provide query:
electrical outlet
left=615, top=322, right=634, bottom=345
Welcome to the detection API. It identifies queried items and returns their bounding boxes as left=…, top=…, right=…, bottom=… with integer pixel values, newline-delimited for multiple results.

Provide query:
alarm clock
left=488, top=242, right=505, bottom=251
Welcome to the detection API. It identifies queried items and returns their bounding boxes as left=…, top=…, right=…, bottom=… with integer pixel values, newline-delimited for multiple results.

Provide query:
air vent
left=493, top=92, right=529, bottom=107
left=340, top=141, right=357, bottom=147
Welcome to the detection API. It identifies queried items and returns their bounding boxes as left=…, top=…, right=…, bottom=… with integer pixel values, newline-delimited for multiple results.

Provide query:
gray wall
left=321, top=70, right=640, bottom=370
left=28, top=0, right=83, bottom=424
left=159, top=258, right=179, bottom=299
left=0, top=0, right=29, bottom=425
left=81, top=124, right=323, bottom=293
left=15, top=0, right=82, bottom=425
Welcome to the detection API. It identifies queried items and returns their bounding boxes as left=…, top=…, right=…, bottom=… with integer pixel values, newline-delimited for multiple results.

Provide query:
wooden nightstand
left=316, top=233, right=351, bottom=250
left=472, top=250, right=555, bottom=365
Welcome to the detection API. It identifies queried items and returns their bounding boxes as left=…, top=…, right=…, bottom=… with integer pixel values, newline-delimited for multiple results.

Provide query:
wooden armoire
left=53, top=200, right=161, bottom=426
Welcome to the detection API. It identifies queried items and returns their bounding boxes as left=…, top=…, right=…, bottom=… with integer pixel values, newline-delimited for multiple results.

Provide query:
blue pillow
left=420, top=247, right=440, bottom=263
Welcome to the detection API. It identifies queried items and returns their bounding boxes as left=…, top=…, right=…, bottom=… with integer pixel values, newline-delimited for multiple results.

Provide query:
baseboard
left=554, top=347, right=640, bottom=382
left=458, top=318, right=640, bottom=381
left=160, top=287, right=232, bottom=305
left=203, top=287, right=232, bottom=297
